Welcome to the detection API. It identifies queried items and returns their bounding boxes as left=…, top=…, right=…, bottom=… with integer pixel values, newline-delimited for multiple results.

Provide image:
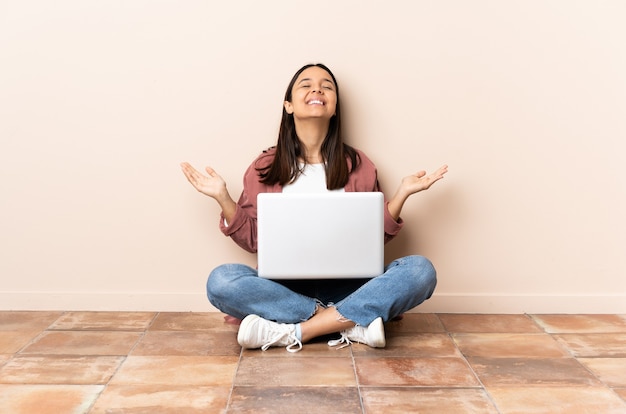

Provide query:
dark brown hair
left=257, top=63, right=359, bottom=189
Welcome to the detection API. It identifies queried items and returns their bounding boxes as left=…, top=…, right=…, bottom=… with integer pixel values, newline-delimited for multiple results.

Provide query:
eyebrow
left=298, top=77, right=335, bottom=86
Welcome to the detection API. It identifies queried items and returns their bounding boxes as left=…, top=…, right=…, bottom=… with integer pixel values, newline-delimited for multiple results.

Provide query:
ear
left=284, top=100, right=294, bottom=114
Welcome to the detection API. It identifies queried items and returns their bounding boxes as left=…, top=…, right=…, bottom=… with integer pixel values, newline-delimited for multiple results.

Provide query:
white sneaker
left=237, top=314, right=303, bottom=353
left=328, top=317, right=386, bottom=349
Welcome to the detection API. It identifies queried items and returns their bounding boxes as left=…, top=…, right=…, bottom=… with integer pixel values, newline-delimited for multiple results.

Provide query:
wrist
left=216, top=193, right=235, bottom=209
left=392, top=187, right=410, bottom=205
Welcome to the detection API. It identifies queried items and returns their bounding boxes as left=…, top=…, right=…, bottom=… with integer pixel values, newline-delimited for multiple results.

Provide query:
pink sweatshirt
left=220, top=147, right=404, bottom=253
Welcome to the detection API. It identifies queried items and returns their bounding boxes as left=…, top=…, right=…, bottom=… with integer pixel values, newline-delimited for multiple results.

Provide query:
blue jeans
left=206, top=255, right=436, bottom=327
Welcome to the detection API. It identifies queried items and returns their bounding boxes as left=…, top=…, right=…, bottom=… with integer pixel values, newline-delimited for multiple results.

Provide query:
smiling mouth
left=307, top=100, right=325, bottom=105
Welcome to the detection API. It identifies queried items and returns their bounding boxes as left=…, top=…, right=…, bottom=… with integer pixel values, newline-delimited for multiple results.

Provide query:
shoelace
left=285, top=338, right=303, bottom=353
left=260, top=327, right=303, bottom=353
left=327, top=332, right=353, bottom=350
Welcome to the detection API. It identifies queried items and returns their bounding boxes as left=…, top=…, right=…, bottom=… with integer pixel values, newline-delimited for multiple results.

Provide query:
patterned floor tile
left=614, top=388, right=626, bottom=403
left=578, top=358, right=626, bottom=387
left=352, top=333, right=461, bottom=357
left=531, top=315, right=626, bottom=333
left=242, top=340, right=351, bottom=357
left=356, top=357, right=479, bottom=387
left=149, top=312, right=239, bottom=332
left=109, top=355, right=239, bottom=386
left=468, top=357, right=601, bottom=387
left=487, top=386, right=626, bottom=414
left=0, top=355, right=10, bottom=367
left=229, top=386, right=362, bottom=413
left=452, top=333, right=570, bottom=358
left=0, top=312, right=62, bottom=331
left=0, top=331, right=41, bottom=354
left=132, top=330, right=240, bottom=356
left=385, top=313, right=446, bottom=334
left=361, top=387, right=499, bottom=414
left=235, top=356, right=356, bottom=387
left=89, top=384, right=231, bottom=414
left=0, top=384, right=103, bottom=414
left=49, top=311, right=156, bottom=331
left=0, top=355, right=123, bottom=384
left=438, top=314, right=543, bottom=333
left=20, top=331, right=142, bottom=356
left=553, top=333, right=626, bottom=357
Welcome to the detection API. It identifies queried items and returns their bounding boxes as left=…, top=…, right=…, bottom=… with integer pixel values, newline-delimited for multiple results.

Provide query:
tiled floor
left=1, top=312, right=626, bottom=413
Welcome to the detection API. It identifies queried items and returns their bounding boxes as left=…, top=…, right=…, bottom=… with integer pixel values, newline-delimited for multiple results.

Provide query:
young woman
left=181, top=63, right=448, bottom=352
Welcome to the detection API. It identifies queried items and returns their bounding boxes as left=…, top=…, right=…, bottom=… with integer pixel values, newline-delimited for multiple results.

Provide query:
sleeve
left=349, top=150, right=404, bottom=244
left=376, top=181, right=404, bottom=244
left=219, top=148, right=282, bottom=253
left=218, top=153, right=275, bottom=253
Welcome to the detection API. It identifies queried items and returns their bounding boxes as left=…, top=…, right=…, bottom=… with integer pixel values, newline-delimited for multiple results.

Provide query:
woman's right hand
left=180, top=162, right=237, bottom=222
left=180, top=162, right=228, bottom=199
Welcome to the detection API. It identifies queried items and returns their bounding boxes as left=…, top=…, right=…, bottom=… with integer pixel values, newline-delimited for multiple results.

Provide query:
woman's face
left=284, top=66, right=337, bottom=122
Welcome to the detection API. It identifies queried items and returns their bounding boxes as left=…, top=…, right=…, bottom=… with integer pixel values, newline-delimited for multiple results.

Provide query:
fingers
left=180, top=163, right=215, bottom=180
left=180, top=162, right=200, bottom=177
left=426, top=165, right=448, bottom=181
left=427, top=165, right=448, bottom=188
left=205, top=166, right=219, bottom=178
left=180, top=162, right=196, bottom=181
left=180, top=162, right=209, bottom=191
left=404, top=165, right=449, bottom=193
left=436, top=164, right=449, bottom=176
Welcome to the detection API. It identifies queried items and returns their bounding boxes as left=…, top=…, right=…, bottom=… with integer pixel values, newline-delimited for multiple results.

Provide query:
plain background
left=1, top=0, right=625, bottom=312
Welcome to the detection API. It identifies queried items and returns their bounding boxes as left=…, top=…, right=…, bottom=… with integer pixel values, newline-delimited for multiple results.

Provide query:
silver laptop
left=257, top=192, right=384, bottom=279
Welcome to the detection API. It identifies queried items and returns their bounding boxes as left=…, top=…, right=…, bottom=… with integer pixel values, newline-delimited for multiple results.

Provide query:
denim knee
left=206, top=263, right=234, bottom=303
left=407, top=255, right=437, bottom=297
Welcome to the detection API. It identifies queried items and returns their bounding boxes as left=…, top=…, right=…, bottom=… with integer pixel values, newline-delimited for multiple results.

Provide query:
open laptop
left=257, top=192, right=384, bottom=279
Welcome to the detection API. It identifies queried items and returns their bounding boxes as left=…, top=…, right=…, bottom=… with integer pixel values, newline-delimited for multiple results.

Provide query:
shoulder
left=241, top=146, right=276, bottom=175
left=354, top=148, right=375, bottom=166
left=242, top=147, right=280, bottom=192
left=351, top=147, right=377, bottom=173
left=251, top=146, right=277, bottom=170
left=344, top=147, right=379, bottom=192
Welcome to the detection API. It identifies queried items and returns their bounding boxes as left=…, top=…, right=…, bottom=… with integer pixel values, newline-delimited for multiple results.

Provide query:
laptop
left=257, top=192, right=384, bottom=279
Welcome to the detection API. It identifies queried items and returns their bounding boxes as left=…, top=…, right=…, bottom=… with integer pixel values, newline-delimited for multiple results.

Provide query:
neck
left=295, top=119, right=329, bottom=164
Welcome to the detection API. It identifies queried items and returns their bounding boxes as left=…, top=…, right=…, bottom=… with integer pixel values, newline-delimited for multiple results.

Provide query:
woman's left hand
left=387, top=164, right=448, bottom=220
left=400, top=164, right=448, bottom=196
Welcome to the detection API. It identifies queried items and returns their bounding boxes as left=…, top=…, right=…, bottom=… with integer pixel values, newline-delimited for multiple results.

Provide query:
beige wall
left=1, top=1, right=625, bottom=313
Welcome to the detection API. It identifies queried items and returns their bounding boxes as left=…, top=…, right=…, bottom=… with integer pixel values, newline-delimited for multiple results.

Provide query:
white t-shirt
left=283, top=163, right=345, bottom=194
left=225, top=163, right=345, bottom=227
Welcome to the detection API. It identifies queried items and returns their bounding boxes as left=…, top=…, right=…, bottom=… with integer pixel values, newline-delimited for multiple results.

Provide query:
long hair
left=257, top=63, right=360, bottom=189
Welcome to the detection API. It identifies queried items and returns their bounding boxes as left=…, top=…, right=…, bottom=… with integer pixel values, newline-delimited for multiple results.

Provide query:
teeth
left=308, top=100, right=324, bottom=105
